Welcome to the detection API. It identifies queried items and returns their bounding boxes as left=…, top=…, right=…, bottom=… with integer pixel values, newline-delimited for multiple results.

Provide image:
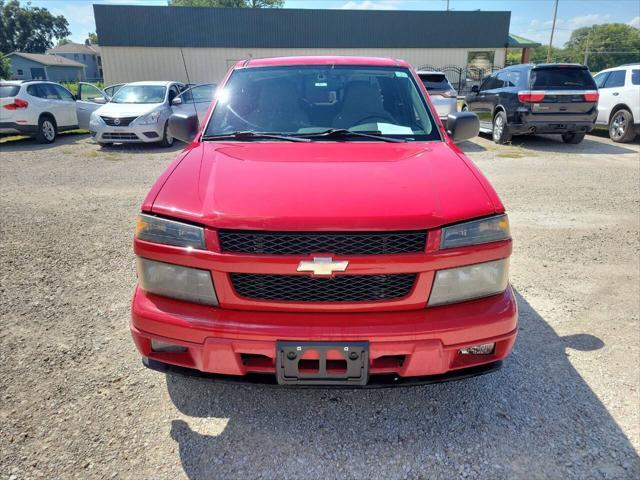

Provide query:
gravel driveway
left=1, top=132, right=639, bottom=479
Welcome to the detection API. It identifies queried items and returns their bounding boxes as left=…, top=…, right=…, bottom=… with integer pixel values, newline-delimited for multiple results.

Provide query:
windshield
left=204, top=66, right=438, bottom=141
left=419, top=74, right=452, bottom=91
left=0, top=85, right=20, bottom=98
left=530, top=68, right=597, bottom=90
left=110, top=85, right=166, bottom=104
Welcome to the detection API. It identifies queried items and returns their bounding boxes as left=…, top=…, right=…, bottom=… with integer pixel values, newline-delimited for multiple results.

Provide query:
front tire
left=561, top=132, right=586, bottom=144
left=609, top=109, right=636, bottom=143
left=492, top=111, right=511, bottom=144
left=158, top=122, right=174, bottom=148
left=36, top=116, right=57, bottom=144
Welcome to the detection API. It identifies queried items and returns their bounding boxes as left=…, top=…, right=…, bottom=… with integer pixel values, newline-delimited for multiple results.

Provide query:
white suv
left=593, top=64, right=640, bottom=143
left=0, top=80, right=108, bottom=144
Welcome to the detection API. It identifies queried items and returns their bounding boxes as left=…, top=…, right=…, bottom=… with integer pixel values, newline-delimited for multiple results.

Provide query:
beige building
left=94, top=5, right=528, bottom=87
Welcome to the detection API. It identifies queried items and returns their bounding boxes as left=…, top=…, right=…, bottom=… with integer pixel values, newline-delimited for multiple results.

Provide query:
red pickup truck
left=131, top=56, right=517, bottom=386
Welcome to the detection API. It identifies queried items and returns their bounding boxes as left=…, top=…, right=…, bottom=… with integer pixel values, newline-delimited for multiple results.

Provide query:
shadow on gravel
left=458, top=140, right=487, bottom=153
left=165, top=291, right=639, bottom=479
left=98, top=142, right=184, bottom=154
left=504, top=134, right=637, bottom=155
left=0, top=132, right=89, bottom=152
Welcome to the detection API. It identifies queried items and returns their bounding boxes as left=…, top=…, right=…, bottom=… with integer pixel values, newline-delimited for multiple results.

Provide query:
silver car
left=417, top=71, right=458, bottom=121
left=80, top=81, right=186, bottom=146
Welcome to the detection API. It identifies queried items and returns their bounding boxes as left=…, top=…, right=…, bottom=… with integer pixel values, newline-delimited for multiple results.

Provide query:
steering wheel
left=350, top=114, right=396, bottom=127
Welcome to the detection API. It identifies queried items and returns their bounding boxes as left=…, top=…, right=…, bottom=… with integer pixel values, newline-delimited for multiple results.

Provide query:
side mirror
left=168, top=112, right=198, bottom=143
left=447, top=111, right=479, bottom=143
left=171, top=97, right=183, bottom=106
left=93, top=96, right=107, bottom=104
left=471, top=85, right=480, bottom=94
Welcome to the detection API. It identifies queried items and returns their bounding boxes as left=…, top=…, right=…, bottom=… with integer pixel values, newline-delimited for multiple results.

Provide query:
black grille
left=230, top=273, right=416, bottom=302
left=102, top=132, right=139, bottom=140
left=219, top=231, right=427, bottom=255
left=100, top=116, right=138, bottom=126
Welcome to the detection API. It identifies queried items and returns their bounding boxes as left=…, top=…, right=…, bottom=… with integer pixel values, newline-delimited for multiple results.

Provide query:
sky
left=31, top=0, right=640, bottom=47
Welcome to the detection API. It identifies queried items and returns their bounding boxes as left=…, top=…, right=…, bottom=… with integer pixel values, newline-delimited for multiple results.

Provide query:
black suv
left=462, top=64, right=599, bottom=144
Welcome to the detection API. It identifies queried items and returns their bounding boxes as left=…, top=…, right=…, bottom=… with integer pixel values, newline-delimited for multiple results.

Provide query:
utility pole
left=446, top=0, right=450, bottom=11
left=583, top=29, right=591, bottom=67
left=547, top=0, right=559, bottom=63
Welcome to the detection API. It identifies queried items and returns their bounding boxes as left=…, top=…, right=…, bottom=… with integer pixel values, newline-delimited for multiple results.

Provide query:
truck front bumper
left=131, top=285, right=518, bottom=385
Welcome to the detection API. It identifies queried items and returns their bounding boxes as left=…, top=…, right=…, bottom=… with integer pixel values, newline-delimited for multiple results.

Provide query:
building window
left=17, top=69, right=23, bottom=75
left=82, top=54, right=86, bottom=60
left=466, top=51, right=495, bottom=80
left=74, top=54, right=79, bottom=60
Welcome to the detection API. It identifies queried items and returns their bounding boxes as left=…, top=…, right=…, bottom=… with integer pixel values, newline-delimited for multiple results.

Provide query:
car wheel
left=492, top=111, right=511, bottom=144
left=561, top=132, right=586, bottom=144
left=36, top=116, right=57, bottom=144
left=159, top=122, right=174, bottom=148
left=609, top=109, right=636, bottom=143
left=461, top=105, right=468, bottom=112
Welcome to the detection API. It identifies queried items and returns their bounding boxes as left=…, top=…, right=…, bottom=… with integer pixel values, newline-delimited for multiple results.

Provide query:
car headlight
left=137, top=258, right=218, bottom=306
left=137, top=110, right=161, bottom=125
left=428, top=258, right=509, bottom=306
left=135, top=214, right=205, bottom=249
left=89, top=112, right=102, bottom=124
left=441, top=214, right=510, bottom=249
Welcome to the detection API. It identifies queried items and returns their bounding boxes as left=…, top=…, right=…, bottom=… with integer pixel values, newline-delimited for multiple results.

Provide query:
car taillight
left=3, top=98, right=28, bottom=110
left=517, top=91, right=545, bottom=102
left=583, top=91, right=599, bottom=102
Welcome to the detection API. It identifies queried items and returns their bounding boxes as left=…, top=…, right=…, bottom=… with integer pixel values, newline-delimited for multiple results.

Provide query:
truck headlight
left=137, top=110, right=161, bottom=125
left=135, top=214, right=205, bottom=249
left=428, top=258, right=509, bottom=306
left=441, top=214, right=510, bottom=249
left=137, top=258, right=218, bottom=306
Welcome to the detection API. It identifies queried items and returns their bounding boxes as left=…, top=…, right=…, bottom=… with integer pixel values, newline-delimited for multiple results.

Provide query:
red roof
left=242, top=56, right=411, bottom=69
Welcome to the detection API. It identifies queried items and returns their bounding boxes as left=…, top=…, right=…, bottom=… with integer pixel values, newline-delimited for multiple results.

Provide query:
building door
left=30, top=67, right=46, bottom=80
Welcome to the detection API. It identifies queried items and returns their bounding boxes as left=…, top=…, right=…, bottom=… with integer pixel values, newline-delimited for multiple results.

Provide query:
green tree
left=86, top=32, right=98, bottom=45
left=565, top=23, right=640, bottom=71
left=529, top=45, right=574, bottom=64
left=57, top=37, right=71, bottom=46
left=0, top=52, right=11, bottom=79
left=168, top=0, right=284, bottom=7
left=0, top=0, right=70, bottom=53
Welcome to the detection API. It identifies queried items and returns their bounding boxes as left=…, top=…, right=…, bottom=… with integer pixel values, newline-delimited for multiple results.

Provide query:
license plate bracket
left=276, top=341, right=369, bottom=386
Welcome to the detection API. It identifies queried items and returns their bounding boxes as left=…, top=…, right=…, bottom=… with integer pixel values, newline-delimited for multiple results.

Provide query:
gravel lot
left=1, top=132, right=639, bottom=479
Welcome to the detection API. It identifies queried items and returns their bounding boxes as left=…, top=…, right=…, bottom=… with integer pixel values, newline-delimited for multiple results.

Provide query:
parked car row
left=2, top=63, right=638, bottom=147
left=0, top=79, right=216, bottom=145
left=455, top=62, right=638, bottom=144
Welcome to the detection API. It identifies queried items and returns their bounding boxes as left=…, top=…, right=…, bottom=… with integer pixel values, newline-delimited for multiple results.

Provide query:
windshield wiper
left=298, top=129, right=407, bottom=143
left=201, top=131, right=310, bottom=142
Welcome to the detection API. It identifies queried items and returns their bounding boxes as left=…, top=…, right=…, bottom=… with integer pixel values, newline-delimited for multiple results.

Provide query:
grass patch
left=495, top=149, right=531, bottom=159
left=0, top=135, right=29, bottom=143
left=0, top=129, right=89, bottom=144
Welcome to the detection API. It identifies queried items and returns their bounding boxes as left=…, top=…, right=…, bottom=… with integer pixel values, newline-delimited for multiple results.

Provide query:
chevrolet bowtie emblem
left=297, top=257, right=349, bottom=276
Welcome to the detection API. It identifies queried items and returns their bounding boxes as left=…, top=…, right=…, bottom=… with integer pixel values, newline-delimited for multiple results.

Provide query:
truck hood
left=150, top=141, right=500, bottom=231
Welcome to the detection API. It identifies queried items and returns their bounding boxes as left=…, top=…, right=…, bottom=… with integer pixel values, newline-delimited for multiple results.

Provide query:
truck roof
left=241, top=56, right=410, bottom=69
